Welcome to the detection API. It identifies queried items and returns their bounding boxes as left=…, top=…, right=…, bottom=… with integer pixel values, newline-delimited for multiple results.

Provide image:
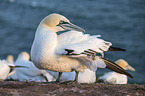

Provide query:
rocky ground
left=0, top=81, right=145, bottom=96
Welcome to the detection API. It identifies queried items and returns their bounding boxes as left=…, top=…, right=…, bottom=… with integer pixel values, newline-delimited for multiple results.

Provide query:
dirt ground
left=0, top=81, right=144, bottom=96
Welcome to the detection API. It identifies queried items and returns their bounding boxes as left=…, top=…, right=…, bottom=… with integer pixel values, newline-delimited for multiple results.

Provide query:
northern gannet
left=6, top=55, right=14, bottom=64
left=78, top=69, right=96, bottom=83
left=0, top=59, right=16, bottom=81
left=9, top=52, right=56, bottom=82
left=98, top=59, right=135, bottom=84
left=31, top=13, right=133, bottom=82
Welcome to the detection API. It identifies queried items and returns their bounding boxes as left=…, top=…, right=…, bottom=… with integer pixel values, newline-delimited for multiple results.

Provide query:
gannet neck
left=31, top=25, right=58, bottom=68
left=36, top=25, right=57, bottom=49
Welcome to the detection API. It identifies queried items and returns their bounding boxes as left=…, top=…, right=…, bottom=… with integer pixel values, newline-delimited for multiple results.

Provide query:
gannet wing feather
left=56, top=31, right=112, bottom=58
left=108, top=46, right=126, bottom=51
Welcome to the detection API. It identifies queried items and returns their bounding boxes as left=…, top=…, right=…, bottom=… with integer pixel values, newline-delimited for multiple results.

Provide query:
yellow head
left=115, top=59, right=135, bottom=71
left=17, top=52, right=30, bottom=61
left=40, top=13, right=85, bottom=32
left=6, top=55, right=14, bottom=63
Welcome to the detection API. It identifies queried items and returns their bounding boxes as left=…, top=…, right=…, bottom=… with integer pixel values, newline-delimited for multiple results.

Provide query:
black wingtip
left=65, top=49, right=74, bottom=55
left=108, top=46, right=126, bottom=51
left=100, top=57, right=133, bottom=78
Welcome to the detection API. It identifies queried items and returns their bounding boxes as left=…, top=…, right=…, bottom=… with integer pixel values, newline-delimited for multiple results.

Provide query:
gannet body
left=78, top=69, right=96, bottom=83
left=9, top=52, right=56, bottom=82
left=98, top=59, right=135, bottom=84
left=0, top=59, right=15, bottom=81
left=31, top=13, right=133, bottom=82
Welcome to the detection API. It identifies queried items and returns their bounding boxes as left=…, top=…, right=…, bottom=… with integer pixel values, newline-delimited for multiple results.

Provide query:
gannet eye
left=59, top=20, right=65, bottom=24
left=59, top=20, right=69, bottom=24
left=57, top=20, right=69, bottom=26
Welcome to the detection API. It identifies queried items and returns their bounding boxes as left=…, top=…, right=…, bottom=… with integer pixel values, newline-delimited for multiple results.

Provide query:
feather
left=99, top=57, right=133, bottom=78
left=108, top=46, right=126, bottom=51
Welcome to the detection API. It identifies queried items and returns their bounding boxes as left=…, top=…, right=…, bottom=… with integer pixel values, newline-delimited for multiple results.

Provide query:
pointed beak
left=58, top=22, right=85, bottom=33
left=9, top=65, right=29, bottom=68
left=126, top=65, right=135, bottom=71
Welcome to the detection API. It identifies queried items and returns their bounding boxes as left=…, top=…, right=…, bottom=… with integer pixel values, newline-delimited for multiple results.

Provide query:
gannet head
left=115, top=59, right=135, bottom=71
left=40, top=13, right=85, bottom=32
left=6, top=55, right=14, bottom=63
left=17, top=52, right=30, bottom=61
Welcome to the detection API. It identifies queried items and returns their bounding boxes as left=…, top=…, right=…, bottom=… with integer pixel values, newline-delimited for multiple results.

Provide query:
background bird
left=9, top=52, right=56, bottom=82
left=6, top=55, right=14, bottom=64
left=98, top=59, right=135, bottom=84
left=0, top=59, right=16, bottom=81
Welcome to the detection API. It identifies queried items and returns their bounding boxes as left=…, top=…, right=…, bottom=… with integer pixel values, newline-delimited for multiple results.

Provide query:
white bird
left=9, top=52, right=56, bottom=82
left=31, top=13, right=133, bottom=82
left=78, top=69, right=96, bottom=83
left=0, top=59, right=16, bottom=81
left=98, top=59, right=135, bottom=84
left=6, top=55, right=14, bottom=64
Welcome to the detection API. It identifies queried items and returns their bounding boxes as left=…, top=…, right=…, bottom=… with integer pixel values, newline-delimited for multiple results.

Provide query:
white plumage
left=31, top=14, right=109, bottom=72
left=31, top=13, right=133, bottom=82
left=56, top=31, right=111, bottom=57
left=9, top=52, right=56, bottom=82
left=78, top=69, right=96, bottom=83
left=0, top=59, right=15, bottom=81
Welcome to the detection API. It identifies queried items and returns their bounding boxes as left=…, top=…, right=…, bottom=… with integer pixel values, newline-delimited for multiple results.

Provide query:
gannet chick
left=31, top=13, right=133, bottom=82
left=98, top=59, right=135, bottom=84
left=9, top=52, right=56, bottom=82
left=0, top=59, right=16, bottom=81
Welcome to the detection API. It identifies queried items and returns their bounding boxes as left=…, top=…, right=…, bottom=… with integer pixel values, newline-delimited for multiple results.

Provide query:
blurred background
left=0, top=0, right=145, bottom=84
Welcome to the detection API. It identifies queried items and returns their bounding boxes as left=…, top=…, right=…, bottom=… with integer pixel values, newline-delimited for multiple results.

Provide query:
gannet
left=0, top=59, right=16, bottom=81
left=0, top=55, right=27, bottom=81
left=9, top=52, right=56, bottom=82
left=6, top=55, right=14, bottom=64
left=98, top=59, right=135, bottom=84
left=78, top=69, right=96, bottom=83
left=31, top=13, right=133, bottom=82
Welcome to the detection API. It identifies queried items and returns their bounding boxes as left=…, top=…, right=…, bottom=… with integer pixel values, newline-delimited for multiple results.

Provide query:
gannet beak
left=9, top=65, right=29, bottom=68
left=58, top=22, right=85, bottom=33
left=126, top=65, right=135, bottom=71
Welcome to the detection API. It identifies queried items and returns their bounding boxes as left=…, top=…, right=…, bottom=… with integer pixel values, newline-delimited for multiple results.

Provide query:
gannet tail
left=108, top=46, right=126, bottom=51
left=100, top=57, right=133, bottom=78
